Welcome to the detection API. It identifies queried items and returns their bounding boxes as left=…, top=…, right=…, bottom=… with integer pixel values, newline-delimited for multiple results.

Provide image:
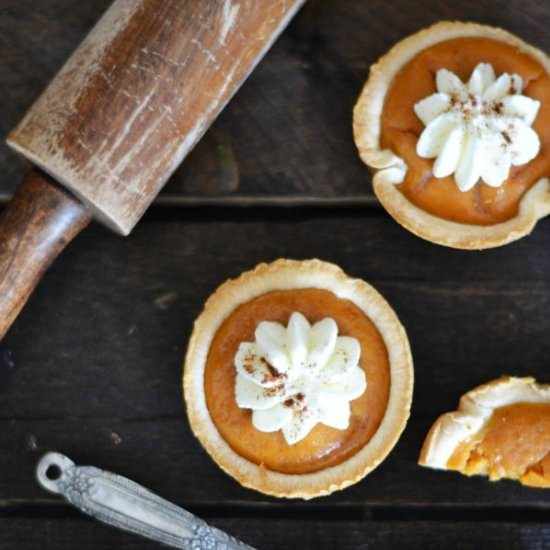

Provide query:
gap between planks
left=0, top=194, right=380, bottom=207
left=1, top=501, right=550, bottom=523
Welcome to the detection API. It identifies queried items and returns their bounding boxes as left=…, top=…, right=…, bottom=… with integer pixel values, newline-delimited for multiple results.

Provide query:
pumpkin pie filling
left=447, top=402, right=550, bottom=487
left=381, top=37, right=550, bottom=225
left=204, top=288, right=390, bottom=475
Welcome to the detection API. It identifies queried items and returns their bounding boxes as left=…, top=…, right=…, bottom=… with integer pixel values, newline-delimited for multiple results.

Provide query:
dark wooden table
left=1, top=1, right=549, bottom=548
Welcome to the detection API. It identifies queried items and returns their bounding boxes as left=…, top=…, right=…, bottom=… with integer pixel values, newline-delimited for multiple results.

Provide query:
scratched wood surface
left=2, top=0, right=550, bottom=549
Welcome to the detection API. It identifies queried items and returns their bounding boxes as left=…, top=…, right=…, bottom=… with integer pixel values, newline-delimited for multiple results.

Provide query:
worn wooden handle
left=0, top=169, right=91, bottom=338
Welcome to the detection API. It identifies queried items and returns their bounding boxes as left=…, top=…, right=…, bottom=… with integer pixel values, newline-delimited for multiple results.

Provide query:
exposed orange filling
left=381, top=37, right=550, bottom=225
left=204, top=289, right=390, bottom=474
left=447, top=402, right=550, bottom=487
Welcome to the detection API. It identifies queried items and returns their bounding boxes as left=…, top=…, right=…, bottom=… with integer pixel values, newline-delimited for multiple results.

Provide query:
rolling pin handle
left=0, top=169, right=92, bottom=338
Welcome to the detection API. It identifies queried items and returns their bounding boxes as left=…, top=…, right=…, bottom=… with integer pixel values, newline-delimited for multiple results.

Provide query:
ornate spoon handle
left=36, top=452, right=255, bottom=550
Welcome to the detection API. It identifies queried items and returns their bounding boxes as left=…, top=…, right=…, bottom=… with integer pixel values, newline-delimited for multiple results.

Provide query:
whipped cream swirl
left=234, top=312, right=366, bottom=445
left=414, top=62, right=541, bottom=191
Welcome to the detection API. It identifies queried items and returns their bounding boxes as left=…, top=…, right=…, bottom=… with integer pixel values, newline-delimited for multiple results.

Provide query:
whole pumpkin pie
left=183, top=259, right=413, bottom=498
left=419, top=377, right=550, bottom=488
left=353, top=21, right=550, bottom=249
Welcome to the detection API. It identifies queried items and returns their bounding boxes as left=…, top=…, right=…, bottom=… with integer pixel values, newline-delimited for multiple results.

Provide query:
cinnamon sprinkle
left=259, top=357, right=287, bottom=384
left=242, top=353, right=256, bottom=374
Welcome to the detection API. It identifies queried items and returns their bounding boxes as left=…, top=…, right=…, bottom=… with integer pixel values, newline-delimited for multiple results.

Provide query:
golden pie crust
left=183, top=259, right=414, bottom=499
left=419, top=376, right=550, bottom=488
left=353, top=21, right=550, bottom=249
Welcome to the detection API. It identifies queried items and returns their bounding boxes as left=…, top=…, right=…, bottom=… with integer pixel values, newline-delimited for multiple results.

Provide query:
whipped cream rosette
left=415, top=62, right=541, bottom=191
left=234, top=312, right=366, bottom=444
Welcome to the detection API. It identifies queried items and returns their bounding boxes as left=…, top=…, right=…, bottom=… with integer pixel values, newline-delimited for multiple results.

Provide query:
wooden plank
left=0, top=517, right=549, bottom=550
left=3, top=0, right=550, bottom=206
left=0, top=211, right=549, bottom=506
left=2, top=417, right=550, bottom=508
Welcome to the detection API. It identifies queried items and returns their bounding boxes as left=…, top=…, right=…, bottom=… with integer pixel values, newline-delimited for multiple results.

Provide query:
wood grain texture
left=2, top=1, right=550, bottom=548
left=0, top=169, right=91, bottom=340
left=7, top=0, right=305, bottom=234
left=0, top=211, right=549, bottom=509
left=1, top=518, right=549, bottom=550
left=3, top=0, right=550, bottom=206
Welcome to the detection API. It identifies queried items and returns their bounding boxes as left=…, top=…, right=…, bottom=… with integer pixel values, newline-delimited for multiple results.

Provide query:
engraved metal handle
left=36, top=452, right=255, bottom=550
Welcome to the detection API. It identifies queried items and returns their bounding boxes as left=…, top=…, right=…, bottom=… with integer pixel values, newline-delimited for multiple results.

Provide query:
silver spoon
left=36, top=452, right=256, bottom=550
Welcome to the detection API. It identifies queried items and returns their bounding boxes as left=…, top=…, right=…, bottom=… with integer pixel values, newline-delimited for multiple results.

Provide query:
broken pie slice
left=419, top=376, right=550, bottom=488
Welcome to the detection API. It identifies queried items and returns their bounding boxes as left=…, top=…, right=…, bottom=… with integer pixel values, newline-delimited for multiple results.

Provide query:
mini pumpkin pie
left=183, top=259, right=413, bottom=498
left=353, top=21, right=550, bottom=249
left=419, top=377, right=550, bottom=488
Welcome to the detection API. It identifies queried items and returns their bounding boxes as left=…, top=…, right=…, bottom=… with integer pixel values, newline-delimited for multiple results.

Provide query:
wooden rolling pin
left=2, top=0, right=305, bottom=338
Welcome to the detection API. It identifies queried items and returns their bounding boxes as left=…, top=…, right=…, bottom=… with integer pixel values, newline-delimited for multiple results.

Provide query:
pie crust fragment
left=353, top=21, right=550, bottom=249
left=419, top=377, right=550, bottom=488
left=183, top=259, right=414, bottom=499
